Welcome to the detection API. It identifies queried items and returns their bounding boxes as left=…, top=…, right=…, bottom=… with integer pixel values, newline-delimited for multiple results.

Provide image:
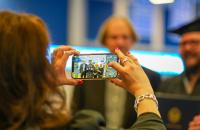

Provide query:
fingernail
left=78, top=80, right=84, bottom=86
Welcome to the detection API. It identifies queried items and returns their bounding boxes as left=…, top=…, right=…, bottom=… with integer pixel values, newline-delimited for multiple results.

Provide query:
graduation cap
left=170, top=18, right=200, bottom=36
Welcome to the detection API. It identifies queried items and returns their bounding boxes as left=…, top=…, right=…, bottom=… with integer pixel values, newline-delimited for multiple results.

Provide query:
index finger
left=115, top=48, right=127, bottom=61
left=52, top=46, right=74, bottom=56
left=115, top=48, right=132, bottom=66
left=59, top=46, right=75, bottom=51
left=62, top=50, right=80, bottom=62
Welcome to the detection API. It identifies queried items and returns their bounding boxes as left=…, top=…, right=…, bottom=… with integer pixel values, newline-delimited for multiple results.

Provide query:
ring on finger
left=121, top=57, right=129, bottom=65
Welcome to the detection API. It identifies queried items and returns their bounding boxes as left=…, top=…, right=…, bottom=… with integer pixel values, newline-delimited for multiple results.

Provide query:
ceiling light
left=149, top=0, right=174, bottom=4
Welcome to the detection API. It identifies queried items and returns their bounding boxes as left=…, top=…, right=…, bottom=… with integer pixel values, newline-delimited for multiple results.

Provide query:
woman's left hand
left=51, top=46, right=83, bottom=86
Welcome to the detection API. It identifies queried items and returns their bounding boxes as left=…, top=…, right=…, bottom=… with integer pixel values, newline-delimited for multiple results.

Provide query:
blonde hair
left=98, top=16, right=138, bottom=45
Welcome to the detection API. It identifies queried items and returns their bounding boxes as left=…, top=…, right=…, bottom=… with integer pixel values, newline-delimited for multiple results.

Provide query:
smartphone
left=71, top=53, right=119, bottom=79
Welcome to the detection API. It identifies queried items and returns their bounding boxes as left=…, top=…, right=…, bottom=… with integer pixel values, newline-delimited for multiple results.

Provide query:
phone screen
left=71, top=53, right=118, bottom=79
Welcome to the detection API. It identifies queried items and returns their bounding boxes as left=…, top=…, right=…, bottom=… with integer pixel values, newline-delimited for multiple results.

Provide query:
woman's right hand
left=51, top=46, right=83, bottom=86
left=109, top=48, right=154, bottom=97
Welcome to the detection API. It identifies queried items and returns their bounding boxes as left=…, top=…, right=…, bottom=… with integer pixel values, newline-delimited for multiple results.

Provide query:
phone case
left=71, top=53, right=119, bottom=80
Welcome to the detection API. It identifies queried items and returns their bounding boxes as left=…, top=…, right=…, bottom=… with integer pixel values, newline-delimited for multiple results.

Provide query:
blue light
left=48, top=44, right=184, bottom=76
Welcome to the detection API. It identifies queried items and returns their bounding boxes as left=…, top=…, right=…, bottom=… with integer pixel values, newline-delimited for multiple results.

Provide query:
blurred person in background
left=74, top=16, right=161, bottom=129
left=158, top=18, right=200, bottom=96
left=98, top=16, right=161, bottom=90
left=0, top=11, right=165, bottom=130
left=157, top=17, right=200, bottom=130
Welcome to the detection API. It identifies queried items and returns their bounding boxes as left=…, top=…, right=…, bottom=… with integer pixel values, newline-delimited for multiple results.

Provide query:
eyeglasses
left=180, top=40, right=200, bottom=47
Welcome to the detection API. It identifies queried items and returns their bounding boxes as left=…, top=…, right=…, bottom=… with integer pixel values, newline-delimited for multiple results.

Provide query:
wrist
left=129, top=86, right=154, bottom=98
left=134, top=93, right=160, bottom=117
left=136, top=99, right=160, bottom=117
left=134, top=93, right=158, bottom=111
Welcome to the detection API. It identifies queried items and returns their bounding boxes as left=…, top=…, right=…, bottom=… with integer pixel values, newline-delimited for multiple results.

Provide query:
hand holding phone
left=71, top=53, right=119, bottom=79
left=51, top=46, right=82, bottom=85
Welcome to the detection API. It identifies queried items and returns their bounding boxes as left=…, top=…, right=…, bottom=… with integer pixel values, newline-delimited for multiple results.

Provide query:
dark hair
left=0, top=11, right=69, bottom=130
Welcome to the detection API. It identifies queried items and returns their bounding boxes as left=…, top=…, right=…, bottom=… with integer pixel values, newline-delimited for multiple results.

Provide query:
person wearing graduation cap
left=158, top=18, right=200, bottom=96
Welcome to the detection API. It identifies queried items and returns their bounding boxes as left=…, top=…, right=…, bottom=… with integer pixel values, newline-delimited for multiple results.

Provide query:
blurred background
left=1, top=0, right=199, bottom=76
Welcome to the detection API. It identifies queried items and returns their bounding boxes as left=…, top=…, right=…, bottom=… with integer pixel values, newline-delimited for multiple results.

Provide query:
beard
left=183, top=55, right=200, bottom=76
left=181, top=50, right=200, bottom=76
left=185, top=63, right=200, bottom=75
left=182, top=52, right=200, bottom=76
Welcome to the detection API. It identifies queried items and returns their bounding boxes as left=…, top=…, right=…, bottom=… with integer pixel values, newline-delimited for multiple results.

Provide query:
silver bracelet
left=134, top=93, right=158, bottom=112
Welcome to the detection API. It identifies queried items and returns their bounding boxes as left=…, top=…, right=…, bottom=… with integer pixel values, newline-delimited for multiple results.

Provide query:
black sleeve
left=69, top=110, right=166, bottom=130
left=69, top=110, right=106, bottom=130
left=129, top=113, right=166, bottom=130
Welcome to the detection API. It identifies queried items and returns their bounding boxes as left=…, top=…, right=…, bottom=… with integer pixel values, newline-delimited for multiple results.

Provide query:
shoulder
left=142, top=66, right=161, bottom=91
left=158, top=76, right=183, bottom=92
left=142, top=66, right=160, bottom=78
left=162, top=76, right=182, bottom=85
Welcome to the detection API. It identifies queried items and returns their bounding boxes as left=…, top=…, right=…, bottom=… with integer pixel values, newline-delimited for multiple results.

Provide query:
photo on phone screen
left=71, top=53, right=118, bottom=79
